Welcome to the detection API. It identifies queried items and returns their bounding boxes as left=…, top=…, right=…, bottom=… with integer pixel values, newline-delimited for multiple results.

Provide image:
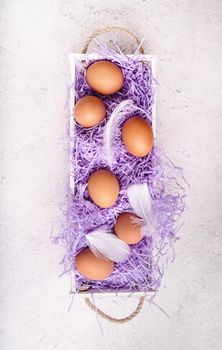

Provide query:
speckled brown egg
left=75, top=248, right=114, bottom=281
left=122, top=117, right=154, bottom=157
left=74, top=95, right=106, bottom=128
left=86, top=60, right=124, bottom=95
left=88, top=169, right=120, bottom=208
left=114, top=212, right=142, bottom=244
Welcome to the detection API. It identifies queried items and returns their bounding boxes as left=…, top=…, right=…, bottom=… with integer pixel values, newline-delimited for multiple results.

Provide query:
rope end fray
left=134, top=37, right=145, bottom=55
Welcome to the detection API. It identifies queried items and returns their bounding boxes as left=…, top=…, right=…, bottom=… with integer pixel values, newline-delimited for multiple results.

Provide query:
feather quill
left=86, top=229, right=131, bottom=263
left=127, top=183, right=154, bottom=237
left=104, top=99, right=134, bottom=167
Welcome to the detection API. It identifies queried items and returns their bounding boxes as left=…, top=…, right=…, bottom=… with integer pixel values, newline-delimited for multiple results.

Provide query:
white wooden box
left=69, top=53, right=157, bottom=297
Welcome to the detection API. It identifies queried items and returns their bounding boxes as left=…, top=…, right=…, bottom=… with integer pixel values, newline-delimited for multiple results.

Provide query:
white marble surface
left=0, top=0, right=222, bottom=349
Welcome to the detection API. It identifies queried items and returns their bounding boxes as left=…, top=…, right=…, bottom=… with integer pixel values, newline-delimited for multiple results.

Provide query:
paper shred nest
left=55, top=42, right=186, bottom=293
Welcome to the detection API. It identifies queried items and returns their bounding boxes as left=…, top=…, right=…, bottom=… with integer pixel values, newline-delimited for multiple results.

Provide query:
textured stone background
left=0, top=0, right=222, bottom=349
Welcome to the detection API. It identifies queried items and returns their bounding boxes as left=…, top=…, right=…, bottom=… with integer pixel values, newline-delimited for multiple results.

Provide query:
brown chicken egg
left=114, top=212, right=142, bottom=244
left=122, top=117, right=154, bottom=157
left=75, top=248, right=114, bottom=281
left=74, top=95, right=106, bottom=128
left=88, top=169, right=120, bottom=208
left=86, top=60, right=124, bottom=95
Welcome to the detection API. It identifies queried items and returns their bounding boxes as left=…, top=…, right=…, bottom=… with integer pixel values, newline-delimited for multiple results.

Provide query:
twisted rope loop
left=82, top=26, right=144, bottom=54
left=85, top=296, right=145, bottom=324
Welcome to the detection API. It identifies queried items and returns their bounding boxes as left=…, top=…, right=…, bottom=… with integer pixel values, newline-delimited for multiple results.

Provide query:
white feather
left=104, top=100, right=134, bottom=167
left=127, top=183, right=154, bottom=237
left=86, top=229, right=131, bottom=263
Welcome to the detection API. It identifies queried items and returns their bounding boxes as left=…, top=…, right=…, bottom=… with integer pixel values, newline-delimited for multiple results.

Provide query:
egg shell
left=114, top=212, right=142, bottom=244
left=74, top=95, right=106, bottom=128
left=86, top=60, right=124, bottom=95
left=88, top=169, right=120, bottom=208
left=75, top=248, right=114, bottom=281
left=122, top=117, right=154, bottom=157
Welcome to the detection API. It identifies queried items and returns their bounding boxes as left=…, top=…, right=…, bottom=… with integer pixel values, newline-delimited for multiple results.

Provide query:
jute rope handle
left=82, top=26, right=145, bottom=54
left=85, top=296, right=145, bottom=324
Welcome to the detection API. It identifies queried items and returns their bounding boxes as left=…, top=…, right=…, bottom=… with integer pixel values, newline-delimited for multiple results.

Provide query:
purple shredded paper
left=56, top=42, right=186, bottom=293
